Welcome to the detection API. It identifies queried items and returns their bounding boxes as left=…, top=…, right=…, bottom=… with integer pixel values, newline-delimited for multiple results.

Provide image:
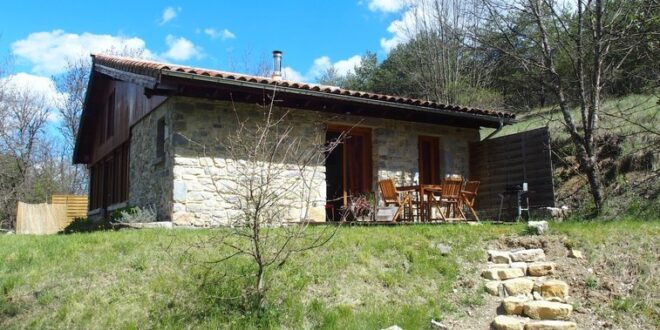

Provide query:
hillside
left=1, top=222, right=658, bottom=329
left=482, top=94, right=659, bottom=217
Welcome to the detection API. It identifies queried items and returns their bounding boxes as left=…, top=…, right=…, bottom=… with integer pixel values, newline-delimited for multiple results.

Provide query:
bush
left=112, top=206, right=157, bottom=224
left=61, top=217, right=114, bottom=234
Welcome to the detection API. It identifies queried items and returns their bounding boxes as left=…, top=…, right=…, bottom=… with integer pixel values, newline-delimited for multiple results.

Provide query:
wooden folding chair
left=432, top=177, right=465, bottom=221
left=378, top=179, right=413, bottom=222
left=461, top=181, right=480, bottom=221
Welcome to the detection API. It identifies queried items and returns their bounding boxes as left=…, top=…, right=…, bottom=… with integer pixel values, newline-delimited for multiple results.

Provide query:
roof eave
left=161, top=70, right=514, bottom=127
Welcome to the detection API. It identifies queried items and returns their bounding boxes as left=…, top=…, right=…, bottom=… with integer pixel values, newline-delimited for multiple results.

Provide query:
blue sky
left=1, top=0, right=412, bottom=87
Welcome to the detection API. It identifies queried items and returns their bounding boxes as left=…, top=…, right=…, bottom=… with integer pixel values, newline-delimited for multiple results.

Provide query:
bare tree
left=0, top=81, right=51, bottom=228
left=477, top=0, right=654, bottom=214
left=184, top=90, right=347, bottom=307
left=394, top=0, right=496, bottom=105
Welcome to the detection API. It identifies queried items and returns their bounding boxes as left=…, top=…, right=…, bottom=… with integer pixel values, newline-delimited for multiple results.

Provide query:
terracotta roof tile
left=91, top=53, right=515, bottom=119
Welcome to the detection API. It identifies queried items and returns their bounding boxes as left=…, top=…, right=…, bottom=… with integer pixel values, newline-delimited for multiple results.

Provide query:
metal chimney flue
left=272, top=50, right=282, bottom=80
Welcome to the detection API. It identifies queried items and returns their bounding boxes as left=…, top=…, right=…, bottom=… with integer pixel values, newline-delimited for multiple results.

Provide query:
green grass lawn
left=1, top=220, right=658, bottom=329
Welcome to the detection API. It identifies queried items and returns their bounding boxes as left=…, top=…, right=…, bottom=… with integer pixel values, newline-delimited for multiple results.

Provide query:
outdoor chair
left=377, top=179, right=413, bottom=222
left=431, top=177, right=466, bottom=221
left=461, top=181, right=480, bottom=221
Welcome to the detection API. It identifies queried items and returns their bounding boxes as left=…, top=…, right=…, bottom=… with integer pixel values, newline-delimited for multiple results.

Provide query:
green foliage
left=61, top=217, right=114, bottom=234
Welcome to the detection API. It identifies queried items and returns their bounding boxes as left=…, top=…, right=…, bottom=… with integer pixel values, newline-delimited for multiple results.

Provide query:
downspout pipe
left=483, top=119, right=504, bottom=140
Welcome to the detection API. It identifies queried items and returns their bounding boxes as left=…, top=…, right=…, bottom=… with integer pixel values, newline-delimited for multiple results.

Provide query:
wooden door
left=419, top=136, right=440, bottom=184
left=326, top=125, right=373, bottom=206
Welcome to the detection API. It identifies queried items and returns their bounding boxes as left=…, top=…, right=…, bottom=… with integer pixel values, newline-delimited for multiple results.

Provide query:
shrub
left=112, top=206, right=158, bottom=224
left=61, top=217, right=114, bottom=234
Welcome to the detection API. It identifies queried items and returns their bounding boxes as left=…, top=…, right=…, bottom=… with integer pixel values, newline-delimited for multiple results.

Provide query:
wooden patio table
left=396, top=184, right=443, bottom=222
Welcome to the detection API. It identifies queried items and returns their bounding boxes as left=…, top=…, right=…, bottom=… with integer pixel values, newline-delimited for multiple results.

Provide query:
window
left=106, top=90, right=115, bottom=140
left=156, top=117, right=166, bottom=159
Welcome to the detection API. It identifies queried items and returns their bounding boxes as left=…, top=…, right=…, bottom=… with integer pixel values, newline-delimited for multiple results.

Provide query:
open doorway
left=325, top=125, right=373, bottom=220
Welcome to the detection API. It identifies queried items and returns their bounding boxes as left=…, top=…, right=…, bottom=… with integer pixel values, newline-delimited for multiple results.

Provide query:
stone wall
left=128, top=100, right=174, bottom=221
left=170, top=97, right=327, bottom=226
left=370, top=119, right=478, bottom=186
left=163, top=96, right=479, bottom=226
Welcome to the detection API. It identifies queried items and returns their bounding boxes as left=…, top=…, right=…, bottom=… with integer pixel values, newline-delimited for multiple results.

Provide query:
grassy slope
left=482, top=94, right=659, bottom=142
left=481, top=94, right=659, bottom=216
left=2, top=221, right=658, bottom=329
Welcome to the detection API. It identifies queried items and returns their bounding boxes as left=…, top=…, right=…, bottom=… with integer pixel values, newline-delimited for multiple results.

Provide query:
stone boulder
left=567, top=249, right=584, bottom=259
left=527, top=262, right=556, bottom=276
left=485, top=281, right=503, bottom=296
left=502, top=296, right=529, bottom=315
left=503, top=278, right=535, bottom=296
left=540, top=280, right=569, bottom=300
left=492, top=315, right=525, bottom=330
left=523, top=301, right=573, bottom=320
left=482, top=268, right=524, bottom=280
left=489, top=250, right=513, bottom=264
left=511, top=262, right=528, bottom=274
left=525, top=320, right=577, bottom=330
left=510, top=249, right=546, bottom=262
left=527, top=221, right=549, bottom=235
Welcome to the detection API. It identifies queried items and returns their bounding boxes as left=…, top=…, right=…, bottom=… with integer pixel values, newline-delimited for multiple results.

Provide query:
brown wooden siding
left=84, top=75, right=165, bottom=210
left=469, top=127, right=555, bottom=216
left=86, top=77, right=166, bottom=165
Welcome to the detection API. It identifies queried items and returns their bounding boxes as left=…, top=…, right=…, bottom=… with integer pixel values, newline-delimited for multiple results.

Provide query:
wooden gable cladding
left=84, top=75, right=166, bottom=165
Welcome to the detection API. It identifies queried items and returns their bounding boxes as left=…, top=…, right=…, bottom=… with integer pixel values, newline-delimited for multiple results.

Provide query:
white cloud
left=282, top=67, right=305, bottom=82
left=367, top=0, right=407, bottom=12
left=284, top=55, right=362, bottom=83
left=161, top=35, right=203, bottom=61
left=378, top=0, right=435, bottom=52
left=307, top=55, right=362, bottom=79
left=160, top=6, right=181, bottom=25
left=203, top=28, right=236, bottom=41
left=11, top=30, right=153, bottom=75
left=1, top=73, right=66, bottom=121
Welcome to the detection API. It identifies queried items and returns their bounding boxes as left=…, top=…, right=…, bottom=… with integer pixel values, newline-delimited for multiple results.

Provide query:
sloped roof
left=91, top=53, right=514, bottom=120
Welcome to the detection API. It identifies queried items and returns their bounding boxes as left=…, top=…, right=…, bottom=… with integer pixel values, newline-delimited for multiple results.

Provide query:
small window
left=106, top=90, right=115, bottom=140
left=156, top=117, right=166, bottom=159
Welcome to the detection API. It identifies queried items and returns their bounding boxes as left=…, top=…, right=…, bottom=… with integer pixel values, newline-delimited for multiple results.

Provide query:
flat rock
left=492, top=315, right=525, bottom=330
left=482, top=268, right=507, bottom=280
left=527, top=262, right=555, bottom=276
left=503, top=278, right=535, bottom=296
left=489, top=250, right=513, bottom=264
left=502, top=296, right=529, bottom=315
left=527, top=221, right=549, bottom=235
left=540, top=280, right=569, bottom=300
left=498, top=268, right=526, bottom=280
left=567, top=249, right=583, bottom=259
left=485, top=281, right=503, bottom=296
left=382, top=326, right=403, bottom=330
left=525, top=320, right=577, bottom=330
left=510, top=249, right=546, bottom=262
left=523, top=301, right=573, bottom=320
left=511, top=262, right=528, bottom=274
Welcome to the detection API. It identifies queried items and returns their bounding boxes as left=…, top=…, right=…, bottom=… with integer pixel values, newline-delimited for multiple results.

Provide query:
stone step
left=523, top=301, right=573, bottom=320
left=482, top=268, right=525, bottom=280
left=485, top=280, right=503, bottom=296
left=525, top=320, right=577, bottom=330
left=539, top=280, right=569, bottom=300
left=510, top=249, right=546, bottom=262
left=527, top=262, right=556, bottom=276
left=488, top=250, right=513, bottom=264
left=502, top=296, right=530, bottom=315
left=503, top=277, right=535, bottom=296
left=492, top=315, right=526, bottom=330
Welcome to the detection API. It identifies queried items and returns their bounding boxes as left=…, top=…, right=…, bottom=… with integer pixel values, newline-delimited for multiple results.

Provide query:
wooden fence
left=51, top=195, right=89, bottom=222
left=15, top=195, right=88, bottom=234
left=469, top=127, right=555, bottom=219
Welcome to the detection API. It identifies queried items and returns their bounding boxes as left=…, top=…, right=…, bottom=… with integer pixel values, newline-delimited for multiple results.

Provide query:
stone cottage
left=73, top=53, right=517, bottom=226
